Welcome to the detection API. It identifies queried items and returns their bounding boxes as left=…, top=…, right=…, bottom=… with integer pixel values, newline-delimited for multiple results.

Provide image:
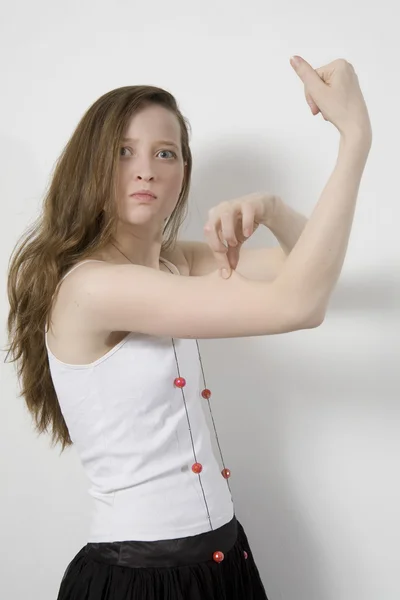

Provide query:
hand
left=290, top=56, right=372, bottom=141
left=203, top=192, right=277, bottom=277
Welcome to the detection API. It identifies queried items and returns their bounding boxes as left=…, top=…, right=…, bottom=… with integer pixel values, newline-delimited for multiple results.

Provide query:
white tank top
left=45, top=259, right=234, bottom=542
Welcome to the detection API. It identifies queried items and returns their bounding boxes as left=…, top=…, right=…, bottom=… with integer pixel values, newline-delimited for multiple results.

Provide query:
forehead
left=123, top=104, right=181, bottom=142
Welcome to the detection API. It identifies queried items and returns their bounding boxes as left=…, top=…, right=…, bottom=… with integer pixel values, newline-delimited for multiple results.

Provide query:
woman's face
left=116, top=104, right=186, bottom=229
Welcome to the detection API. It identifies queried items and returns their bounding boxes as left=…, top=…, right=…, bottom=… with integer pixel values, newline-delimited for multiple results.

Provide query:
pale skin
left=47, top=56, right=372, bottom=364
left=47, top=100, right=290, bottom=363
left=99, top=102, right=287, bottom=281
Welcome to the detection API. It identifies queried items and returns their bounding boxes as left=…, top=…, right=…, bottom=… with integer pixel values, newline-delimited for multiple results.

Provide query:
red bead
left=192, top=462, right=203, bottom=474
left=244, top=550, right=248, bottom=559
left=201, top=388, right=211, bottom=400
left=221, top=468, right=231, bottom=479
left=174, top=377, right=186, bottom=388
left=213, top=550, right=225, bottom=563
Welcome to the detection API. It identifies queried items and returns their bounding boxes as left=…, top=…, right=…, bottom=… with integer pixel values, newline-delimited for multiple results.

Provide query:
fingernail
left=290, top=56, right=300, bottom=67
left=221, top=268, right=230, bottom=279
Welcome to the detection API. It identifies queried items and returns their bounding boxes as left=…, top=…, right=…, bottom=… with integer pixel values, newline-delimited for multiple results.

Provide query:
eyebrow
left=121, top=137, right=180, bottom=150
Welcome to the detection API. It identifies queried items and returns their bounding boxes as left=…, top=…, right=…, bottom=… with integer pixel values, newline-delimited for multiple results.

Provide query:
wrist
left=337, top=131, right=372, bottom=174
left=260, top=194, right=284, bottom=228
left=340, top=125, right=372, bottom=153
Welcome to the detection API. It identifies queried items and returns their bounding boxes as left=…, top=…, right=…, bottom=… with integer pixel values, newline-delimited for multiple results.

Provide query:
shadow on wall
left=186, top=136, right=399, bottom=313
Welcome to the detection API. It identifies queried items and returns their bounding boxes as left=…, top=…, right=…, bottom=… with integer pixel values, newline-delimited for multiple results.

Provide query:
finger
left=290, top=55, right=326, bottom=97
left=240, top=202, right=256, bottom=237
left=226, top=244, right=241, bottom=270
left=203, top=222, right=231, bottom=272
left=305, top=91, right=320, bottom=116
left=220, top=209, right=239, bottom=247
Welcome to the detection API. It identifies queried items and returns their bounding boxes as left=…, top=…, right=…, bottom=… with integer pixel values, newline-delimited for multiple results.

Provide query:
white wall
left=1, top=1, right=399, bottom=599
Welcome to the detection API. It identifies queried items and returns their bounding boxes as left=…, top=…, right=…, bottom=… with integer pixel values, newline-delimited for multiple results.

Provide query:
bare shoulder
left=176, top=239, right=223, bottom=277
left=163, top=242, right=190, bottom=276
left=46, top=246, right=189, bottom=364
left=45, top=241, right=321, bottom=360
left=46, top=260, right=120, bottom=364
left=175, top=240, right=210, bottom=276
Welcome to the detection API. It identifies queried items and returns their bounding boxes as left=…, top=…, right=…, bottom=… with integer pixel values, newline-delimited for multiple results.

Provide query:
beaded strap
left=163, top=262, right=233, bottom=533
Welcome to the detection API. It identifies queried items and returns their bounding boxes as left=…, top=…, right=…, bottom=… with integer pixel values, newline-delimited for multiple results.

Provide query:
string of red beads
left=173, top=376, right=241, bottom=563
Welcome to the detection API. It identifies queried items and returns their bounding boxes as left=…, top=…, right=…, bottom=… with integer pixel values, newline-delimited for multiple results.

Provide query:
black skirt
left=57, top=516, right=268, bottom=599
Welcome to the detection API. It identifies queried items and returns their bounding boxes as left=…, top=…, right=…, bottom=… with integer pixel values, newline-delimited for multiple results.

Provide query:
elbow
left=275, top=285, right=327, bottom=331
left=293, top=302, right=326, bottom=329
left=302, top=309, right=326, bottom=329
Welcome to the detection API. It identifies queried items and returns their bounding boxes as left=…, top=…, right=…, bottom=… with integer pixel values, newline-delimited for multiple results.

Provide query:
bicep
left=74, top=263, right=313, bottom=341
left=180, top=240, right=286, bottom=281
left=236, top=247, right=287, bottom=281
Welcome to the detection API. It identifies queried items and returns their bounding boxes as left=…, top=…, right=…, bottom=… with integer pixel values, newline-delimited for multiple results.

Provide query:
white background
left=1, top=1, right=399, bottom=599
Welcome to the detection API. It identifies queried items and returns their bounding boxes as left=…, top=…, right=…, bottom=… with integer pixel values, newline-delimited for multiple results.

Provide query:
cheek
left=116, top=168, right=128, bottom=191
left=168, top=165, right=185, bottom=191
left=116, top=162, right=185, bottom=193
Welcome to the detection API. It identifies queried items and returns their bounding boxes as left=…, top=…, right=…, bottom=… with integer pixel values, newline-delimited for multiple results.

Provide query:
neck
left=110, top=241, right=163, bottom=268
left=107, top=224, right=165, bottom=268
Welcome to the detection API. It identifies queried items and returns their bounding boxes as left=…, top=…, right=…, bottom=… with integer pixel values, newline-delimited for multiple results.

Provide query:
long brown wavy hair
left=5, top=85, right=193, bottom=453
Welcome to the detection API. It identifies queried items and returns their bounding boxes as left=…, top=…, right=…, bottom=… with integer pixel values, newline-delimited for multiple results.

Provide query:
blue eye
left=157, top=150, right=177, bottom=159
left=120, top=147, right=132, bottom=157
left=119, top=147, right=176, bottom=159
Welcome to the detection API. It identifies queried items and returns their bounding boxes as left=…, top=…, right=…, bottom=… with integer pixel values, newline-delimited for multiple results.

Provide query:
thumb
left=290, top=56, right=326, bottom=95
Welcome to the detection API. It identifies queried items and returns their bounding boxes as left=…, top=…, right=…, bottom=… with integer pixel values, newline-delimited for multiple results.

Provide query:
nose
left=133, top=158, right=155, bottom=182
left=135, top=172, right=154, bottom=182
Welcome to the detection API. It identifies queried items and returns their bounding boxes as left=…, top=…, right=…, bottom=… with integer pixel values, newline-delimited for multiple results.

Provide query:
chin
left=120, top=212, right=164, bottom=228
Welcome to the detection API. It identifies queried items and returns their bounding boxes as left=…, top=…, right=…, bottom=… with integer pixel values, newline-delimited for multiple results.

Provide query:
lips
left=131, top=190, right=157, bottom=202
left=130, top=190, right=157, bottom=199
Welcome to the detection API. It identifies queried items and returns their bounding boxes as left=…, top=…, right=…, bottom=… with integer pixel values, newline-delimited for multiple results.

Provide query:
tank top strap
left=56, top=257, right=179, bottom=289
left=61, top=258, right=180, bottom=279
left=159, top=257, right=180, bottom=275
left=45, top=260, right=105, bottom=337
left=58, top=259, right=105, bottom=284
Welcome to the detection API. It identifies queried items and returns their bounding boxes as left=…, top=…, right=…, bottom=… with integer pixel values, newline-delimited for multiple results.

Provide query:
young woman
left=6, top=55, right=372, bottom=599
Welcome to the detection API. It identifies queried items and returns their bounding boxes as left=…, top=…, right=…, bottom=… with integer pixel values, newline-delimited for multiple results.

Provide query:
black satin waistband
left=84, top=516, right=238, bottom=568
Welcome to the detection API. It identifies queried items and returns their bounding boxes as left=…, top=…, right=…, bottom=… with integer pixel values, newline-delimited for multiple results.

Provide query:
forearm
left=263, top=198, right=309, bottom=256
left=274, top=133, right=372, bottom=322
